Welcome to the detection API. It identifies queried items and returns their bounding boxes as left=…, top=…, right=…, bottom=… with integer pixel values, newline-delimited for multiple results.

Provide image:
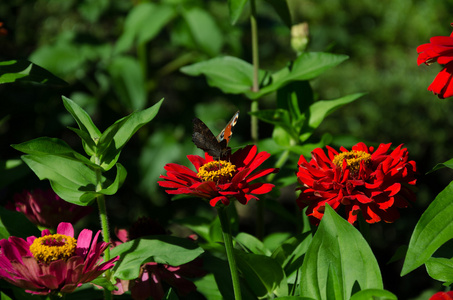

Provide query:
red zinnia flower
left=417, top=25, right=453, bottom=98
left=296, top=142, right=417, bottom=225
left=430, top=291, right=453, bottom=300
left=0, top=222, right=119, bottom=295
left=112, top=217, right=206, bottom=300
left=158, top=145, right=278, bottom=206
left=10, top=188, right=92, bottom=229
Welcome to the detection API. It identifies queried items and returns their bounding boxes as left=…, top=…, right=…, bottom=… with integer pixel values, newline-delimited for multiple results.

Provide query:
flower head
left=158, top=145, right=278, bottom=207
left=417, top=25, right=453, bottom=98
left=112, top=217, right=205, bottom=300
left=10, top=188, right=93, bottom=229
left=0, top=222, right=119, bottom=295
left=430, top=291, right=453, bottom=300
left=296, top=142, right=417, bottom=225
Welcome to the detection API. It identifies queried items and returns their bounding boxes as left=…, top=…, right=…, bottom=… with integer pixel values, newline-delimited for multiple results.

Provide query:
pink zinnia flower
left=0, top=222, right=119, bottom=295
left=158, top=145, right=278, bottom=206
left=296, top=142, right=417, bottom=225
left=11, top=188, right=92, bottom=229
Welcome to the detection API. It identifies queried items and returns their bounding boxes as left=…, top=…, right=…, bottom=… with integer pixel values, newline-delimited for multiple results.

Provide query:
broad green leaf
left=21, top=154, right=98, bottom=205
left=426, top=257, right=453, bottom=284
left=97, top=163, right=127, bottom=195
left=111, top=236, right=204, bottom=280
left=174, top=216, right=212, bottom=242
left=62, top=96, right=101, bottom=141
left=0, top=206, right=39, bottom=239
left=67, top=127, right=97, bottom=156
left=108, top=56, right=146, bottom=110
left=194, top=273, right=224, bottom=300
left=300, top=205, right=383, bottom=300
left=98, top=99, right=164, bottom=170
left=272, top=298, right=315, bottom=300
left=228, top=0, right=248, bottom=24
left=263, top=0, right=292, bottom=28
left=350, top=289, right=397, bottom=300
left=251, top=109, right=298, bottom=140
left=182, top=7, right=223, bottom=56
left=401, top=181, right=453, bottom=276
left=300, top=93, right=364, bottom=142
left=115, top=3, right=175, bottom=53
left=50, top=181, right=97, bottom=205
left=247, top=52, right=349, bottom=99
left=235, top=232, right=271, bottom=256
left=0, top=60, right=66, bottom=85
left=89, top=277, right=117, bottom=292
left=12, top=137, right=97, bottom=168
left=181, top=56, right=266, bottom=94
left=428, top=157, right=453, bottom=174
left=235, top=251, right=286, bottom=298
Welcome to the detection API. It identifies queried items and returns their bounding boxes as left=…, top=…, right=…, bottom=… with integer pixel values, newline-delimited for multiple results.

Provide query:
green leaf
left=111, top=236, right=204, bottom=280
left=263, top=0, right=292, bottom=28
left=401, top=181, right=453, bottom=276
left=0, top=60, right=66, bottom=85
left=12, top=137, right=97, bottom=168
left=349, top=289, right=397, bottom=300
left=108, top=56, right=147, bottom=110
left=182, top=7, right=223, bottom=56
left=20, top=154, right=98, bottom=205
left=271, top=298, right=315, bottom=300
left=428, top=158, right=453, bottom=174
left=300, top=93, right=364, bottom=142
left=0, top=159, right=29, bottom=190
left=247, top=52, right=349, bottom=99
left=115, top=2, right=175, bottom=53
left=181, top=56, right=266, bottom=94
left=228, top=0, right=248, bottom=24
left=300, top=205, right=383, bottom=300
left=90, top=277, right=117, bottom=292
left=235, top=251, right=286, bottom=298
left=194, top=273, right=224, bottom=300
left=235, top=232, right=271, bottom=256
left=426, top=257, right=453, bottom=284
left=98, top=99, right=164, bottom=170
left=97, top=163, right=127, bottom=195
left=251, top=109, right=298, bottom=140
left=62, top=96, right=101, bottom=141
left=272, top=232, right=312, bottom=277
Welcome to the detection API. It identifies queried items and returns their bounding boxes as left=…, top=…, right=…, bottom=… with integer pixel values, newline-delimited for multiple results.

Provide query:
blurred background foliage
left=1, top=0, right=453, bottom=298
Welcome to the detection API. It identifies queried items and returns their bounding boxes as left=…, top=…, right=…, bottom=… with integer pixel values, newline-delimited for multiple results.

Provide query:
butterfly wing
left=192, top=118, right=224, bottom=159
left=216, top=110, right=240, bottom=144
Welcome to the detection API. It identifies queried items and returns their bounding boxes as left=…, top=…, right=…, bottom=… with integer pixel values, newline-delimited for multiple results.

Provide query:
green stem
left=217, top=206, right=242, bottom=300
left=250, top=0, right=259, bottom=93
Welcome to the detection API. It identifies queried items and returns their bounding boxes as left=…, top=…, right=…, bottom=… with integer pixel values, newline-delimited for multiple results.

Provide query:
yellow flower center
left=29, top=234, right=77, bottom=264
left=197, top=160, right=236, bottom=183
left=332, top=150, right=371, bottom=174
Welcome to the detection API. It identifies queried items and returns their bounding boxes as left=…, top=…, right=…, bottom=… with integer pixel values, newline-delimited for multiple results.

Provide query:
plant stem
left=217, top=206, right=242, bottom=300
left=250, top=0, right=259, bottom=93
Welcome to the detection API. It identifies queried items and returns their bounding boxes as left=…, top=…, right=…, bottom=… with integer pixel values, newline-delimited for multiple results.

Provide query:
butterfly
left=192, top=111, right=240, bottom=160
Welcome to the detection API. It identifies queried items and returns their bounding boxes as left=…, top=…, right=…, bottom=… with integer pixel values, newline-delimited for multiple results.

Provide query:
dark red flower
left=158, top=145, right=278, bottom=206
left=10, top=188, right=92, bottom=229
left=430, top=291, right=453, bottom=300
left=296, top=142, right=417, bottom=225
left=417, top=25, right=453, bottom=98
left=112, top=218, right=205, bottom=300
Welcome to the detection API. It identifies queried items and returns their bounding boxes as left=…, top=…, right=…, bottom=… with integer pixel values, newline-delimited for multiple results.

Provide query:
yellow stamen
left=197, top=160, right=236, bottom=183
left=29, top=234, right=77, bottom=264
left=332, top=150, right=371, bottom=174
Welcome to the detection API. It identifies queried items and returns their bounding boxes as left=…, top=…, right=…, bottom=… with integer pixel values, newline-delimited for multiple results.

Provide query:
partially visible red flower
left=10, top=188, right=93, bottom=229
left=0, top=222, right=119, bottom=295
left=112, top=217, right=205, bottom=300
left=158, top=145, right=278, bottom=206
left=0, top=22, right=7, bottom=36
left=417, top=25, right=453, bottom=98
left=430, top=291, right=453, bottom=300
left=296, top=142, right=417, bottom=225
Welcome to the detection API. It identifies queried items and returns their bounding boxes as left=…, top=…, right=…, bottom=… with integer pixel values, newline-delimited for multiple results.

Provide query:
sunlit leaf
left=401, top=181, right=453, bottom=276
left=112, top=236, right=204, bottom=280
left=97, top=163, right=127, bottom=195
left=349, top=289, right=397, bottom=300
left=426, top=257, right=453, bottom=284
left=300, top=205, right=383, bottom=300
left=181, top=56, right=266, bottom=94
left=428, top=157, right=453, bottom=174
left=62, top=96, right=101, bottom=141
left=0, top=60, right=66, bottom=85
left=235, top=232, right=271, bottom=256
